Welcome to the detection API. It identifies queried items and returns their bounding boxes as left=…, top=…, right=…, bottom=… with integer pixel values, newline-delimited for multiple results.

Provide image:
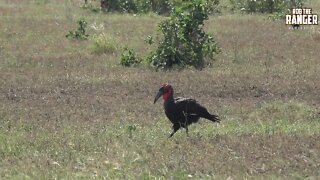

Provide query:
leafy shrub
left=91, top=33, right=117, bottom=55
left=146, top=0, right=221, bottom=69
left=230, top=0, right=305, bottom=14
left=144, top=35, right=154, bottom=45
left=66, top=18, right=89, bottom=40
left=120, top=47, right=141, bottom=67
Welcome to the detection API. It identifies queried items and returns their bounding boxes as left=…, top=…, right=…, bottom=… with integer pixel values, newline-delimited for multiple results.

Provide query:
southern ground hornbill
left=154, top=83, right=220, bottom=137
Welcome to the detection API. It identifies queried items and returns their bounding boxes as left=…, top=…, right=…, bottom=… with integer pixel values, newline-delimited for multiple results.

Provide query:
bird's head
left=154, top=83, right=173, bottom=104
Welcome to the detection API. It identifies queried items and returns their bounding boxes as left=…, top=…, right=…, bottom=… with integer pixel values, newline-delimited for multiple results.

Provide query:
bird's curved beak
left=154, top=87, right=164, bottom=104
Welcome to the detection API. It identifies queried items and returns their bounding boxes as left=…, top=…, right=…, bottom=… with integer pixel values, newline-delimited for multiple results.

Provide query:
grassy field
left=1, top=0, right=320, bottom=179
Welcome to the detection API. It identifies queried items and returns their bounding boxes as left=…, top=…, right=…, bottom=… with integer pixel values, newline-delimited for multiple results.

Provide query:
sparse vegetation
left=99, top=0, right=220, bottom=15
left=91, top=33, right=118, bottom=55
left=66, top=18, right=89, bottom=40
left=120, top=47, right=141, bottom=66
left=230, top=0, right=306, bottom=13
left=1, top=0, right=320, bottom=179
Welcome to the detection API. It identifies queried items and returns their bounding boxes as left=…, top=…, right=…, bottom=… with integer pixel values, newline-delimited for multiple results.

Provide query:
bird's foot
left=168, top=133, right=174, bottom=138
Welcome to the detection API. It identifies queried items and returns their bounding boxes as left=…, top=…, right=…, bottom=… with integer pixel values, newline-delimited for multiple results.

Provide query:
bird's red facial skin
left=162, top=84, right=172, bottom=101
left=163, top=91, right=170, bottom=100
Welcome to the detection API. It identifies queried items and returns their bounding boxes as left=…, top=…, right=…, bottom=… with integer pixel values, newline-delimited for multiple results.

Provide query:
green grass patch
left=90, top=33, right=118, bottom=55
left=0, top=101, right=319, bottom=178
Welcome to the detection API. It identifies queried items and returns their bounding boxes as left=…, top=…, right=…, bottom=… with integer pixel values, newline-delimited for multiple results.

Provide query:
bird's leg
left=168, top=124, right=180, bottom=138
left=182, top=110, right=189, bottom=137
left=185, top=125, right=189, bottom=137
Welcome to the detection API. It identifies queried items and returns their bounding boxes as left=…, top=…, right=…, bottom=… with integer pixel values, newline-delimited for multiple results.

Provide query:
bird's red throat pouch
left=163, top=88, right=172, bottom=100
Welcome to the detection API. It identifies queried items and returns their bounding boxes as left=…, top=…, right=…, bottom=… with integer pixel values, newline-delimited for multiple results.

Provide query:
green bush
left=146, top=0, right=221, bottom=69
left=91, top=33, right=117, bottom=55
left=230, top=0, right=305, bottom=14
left=120, top=47, right=141, bottom=67
left=66, top=18, right=89, bottom=40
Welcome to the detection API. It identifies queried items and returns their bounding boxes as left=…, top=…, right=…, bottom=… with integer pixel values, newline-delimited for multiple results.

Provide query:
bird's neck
left=163, top=90, right=174, bottom=101
left=163, top=93, right=174, bottom=109
left=163, top=88, right=173, bottom=101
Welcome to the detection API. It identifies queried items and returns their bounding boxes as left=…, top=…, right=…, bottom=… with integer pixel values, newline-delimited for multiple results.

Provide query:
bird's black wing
left=174, top=97, right=220, bottom=122
left=174, top=97, right=205, bottom=116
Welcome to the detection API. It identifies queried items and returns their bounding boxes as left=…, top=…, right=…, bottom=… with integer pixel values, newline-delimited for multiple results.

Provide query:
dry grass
left=0, top=0, right=320, bottom=179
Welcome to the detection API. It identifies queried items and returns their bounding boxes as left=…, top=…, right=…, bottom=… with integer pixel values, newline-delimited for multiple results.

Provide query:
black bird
left=154, top=83, right=220, bottom=137
left=292, top=24, right=300, bottom=30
